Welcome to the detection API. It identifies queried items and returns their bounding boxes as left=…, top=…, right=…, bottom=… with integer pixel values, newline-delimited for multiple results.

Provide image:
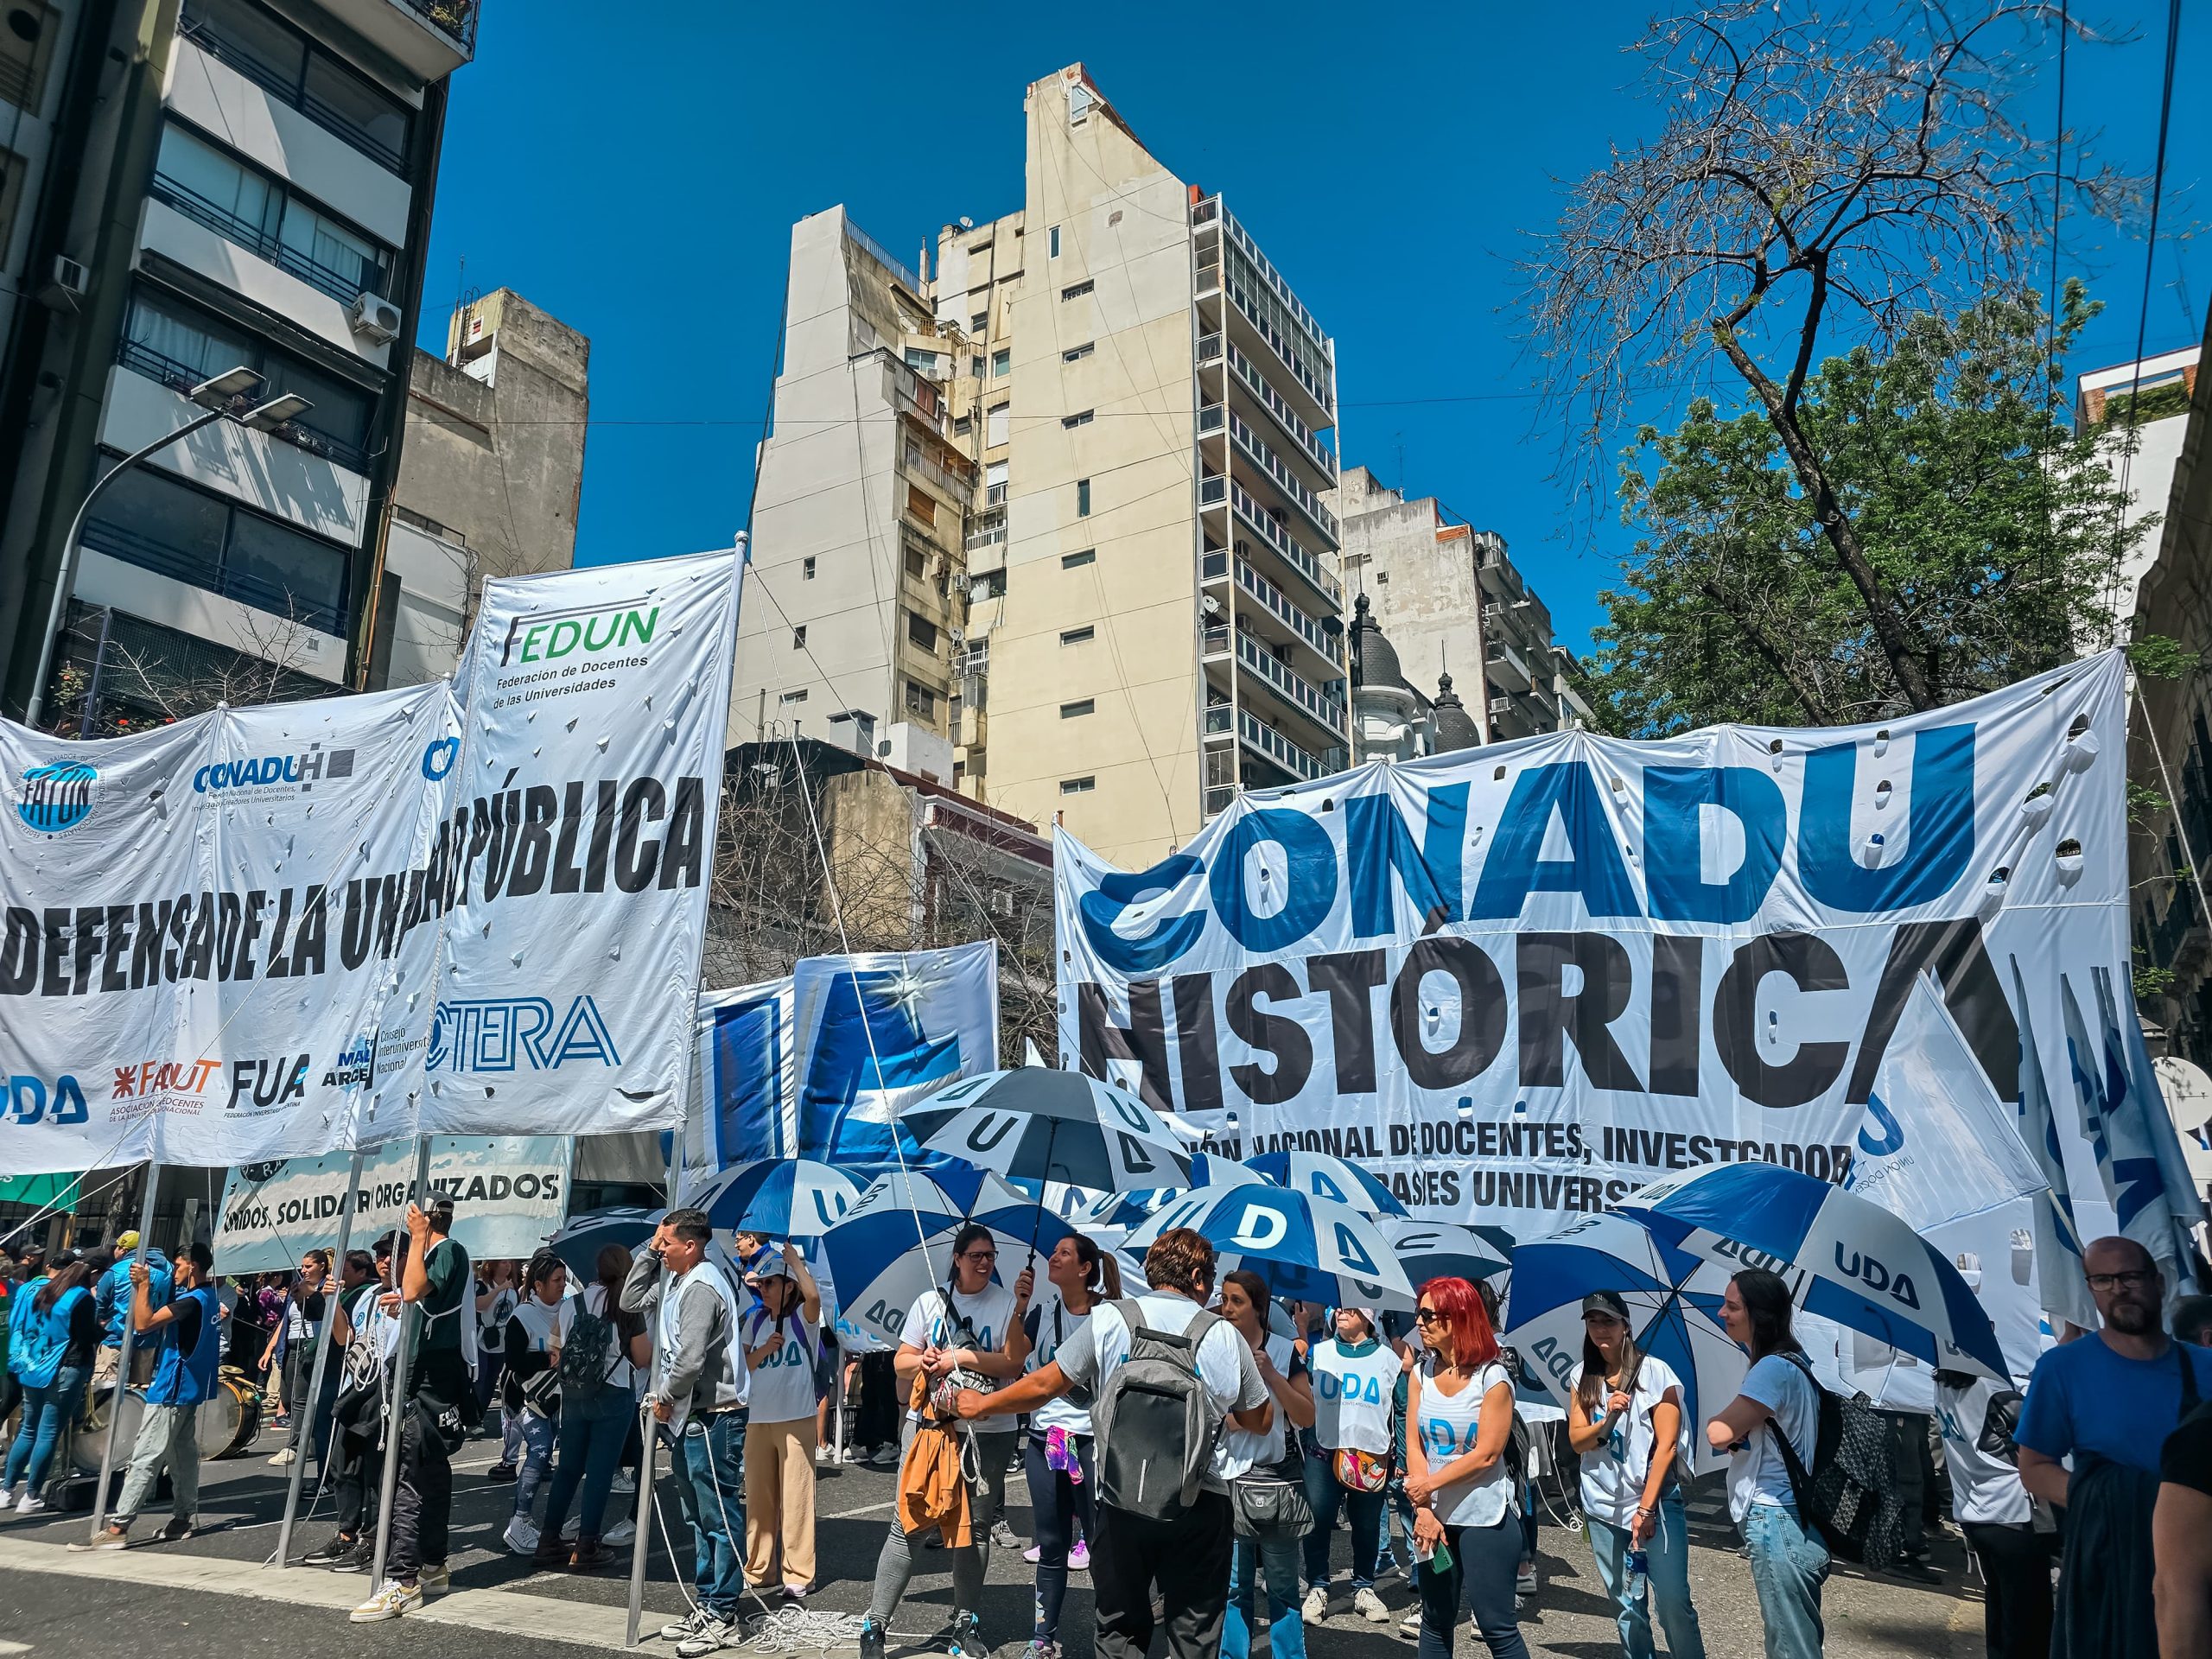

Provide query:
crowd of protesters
left=4, top=1212, right=2212, bottom=1659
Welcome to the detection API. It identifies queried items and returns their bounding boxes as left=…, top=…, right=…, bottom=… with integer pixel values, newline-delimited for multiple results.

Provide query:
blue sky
left=420, top=3, right=2208, bottom=653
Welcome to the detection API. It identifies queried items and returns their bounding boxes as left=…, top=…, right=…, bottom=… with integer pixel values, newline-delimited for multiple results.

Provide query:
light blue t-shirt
left=2017, top=1334, right=2212, bottom=1476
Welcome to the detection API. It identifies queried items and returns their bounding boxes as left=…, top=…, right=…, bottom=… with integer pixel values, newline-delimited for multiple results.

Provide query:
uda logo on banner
left=16, top=762, right=96, bottom=833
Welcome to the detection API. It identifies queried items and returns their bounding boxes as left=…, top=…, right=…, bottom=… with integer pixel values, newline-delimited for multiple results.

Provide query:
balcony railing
left=116, top=338, right=374, bottom=473
left=1236, top=628, right=1345, bottom=734
left=1227, top=342, right=1334, bottom=480
left=1239, top=709, right=1333, bottom=783
left=1191, top=197, right=1220, bottom=228
left=1219, top=204, right=1331, bottom=365
left=847, top=222, right=922, bottom=294
left=1205, top=703, right=1234, bottom=736
left=1204, top=783, right=1239, bottom=817
left=149, top=174, right=387, bottom=307
left=179, top=14, right=409, bottom=174
left=1202, top=622, right=1230, bottom=656
left=1200, top=475, right=1227, bottom=508
left=902, top=447, right=970, bottom=502
left=1197, top=332, right=1224, bottom=367
left=396, top=0, right=479, bottom=51
left=1230, top=479, right=1340, bottom=608
left=1228, top=410, right=1338, bottom=541
left=1198, top=404, right=1224, bottom=436
left=1224, top=257, right=1333, bottom=422
left=80, top=517, right=345, bottom=635
left=966, top=508, right=1006, bottom=550
left=1201, top=548, right=1229, bottom=582
left=1234, top=556, right=1343, bottom=669
left=1484, top=637, right=1532, bottom=693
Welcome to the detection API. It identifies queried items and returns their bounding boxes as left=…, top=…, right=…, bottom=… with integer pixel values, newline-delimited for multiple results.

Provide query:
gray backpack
left=1093, top=1299, right=1227, bottom=1520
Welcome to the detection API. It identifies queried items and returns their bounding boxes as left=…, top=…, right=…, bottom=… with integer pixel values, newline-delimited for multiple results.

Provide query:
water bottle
left=1624, top=1548, right=1649, bottom=1605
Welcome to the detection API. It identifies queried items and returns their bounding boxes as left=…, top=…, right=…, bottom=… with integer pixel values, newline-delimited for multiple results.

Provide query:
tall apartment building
left=0, top=0, right=475, bottom=729
left=730, top=206, right=974, bottom=784
left=381, top=286, right=590, bottom=687
left=1329, top=465, right=1592, bottom=742
left=2082, top=344, right=2202, bottom=636
left=734, top=67, right=1348, bottom=868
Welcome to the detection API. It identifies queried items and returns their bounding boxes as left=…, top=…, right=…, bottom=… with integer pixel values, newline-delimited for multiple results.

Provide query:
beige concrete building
left=2081, top=345, right=2201, bottom=639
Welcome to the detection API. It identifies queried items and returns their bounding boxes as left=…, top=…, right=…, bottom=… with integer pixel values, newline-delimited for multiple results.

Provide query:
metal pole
left=86, top=1165, right=160, bottom=1537
left=75, top=607, right=111, bottom=739
left=626, top=1127, right=686, bottom=1647
left=24, top=410, right=226, bottom=729
left=369, top=1137, right=432, bottom=1587
left=272, top=1149, right=367, bottom=1568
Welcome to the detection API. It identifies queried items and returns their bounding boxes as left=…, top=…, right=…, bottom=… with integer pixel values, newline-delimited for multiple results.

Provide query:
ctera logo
left=194, top=743, right=353, bottom=795
left=16, top=761, right=97, bottom=833
left=500, top=600, right=660, bottom=666
left=427, top=995, right=621, bottom=1073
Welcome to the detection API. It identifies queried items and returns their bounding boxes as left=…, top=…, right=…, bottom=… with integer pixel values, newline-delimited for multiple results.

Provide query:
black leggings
left=1962, top=1520, right=2058, bottom=1659
left=1024, top=1429, right=1096, bottom=1640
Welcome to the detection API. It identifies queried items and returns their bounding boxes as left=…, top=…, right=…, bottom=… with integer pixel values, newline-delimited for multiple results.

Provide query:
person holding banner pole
left=273, top=1151, right=367, bottom=1570
left=86, top=1166, right=159, bottom=1541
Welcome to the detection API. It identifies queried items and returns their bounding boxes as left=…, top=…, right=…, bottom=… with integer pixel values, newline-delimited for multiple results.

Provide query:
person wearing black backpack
left=1706, top=1268, right=1827, bottom=1659
left=540, top=1243, right=651, bottom=1572
left=952, top=1226, right=1274, bottom=1659
left=500, top=1250, right=575, bottom=1560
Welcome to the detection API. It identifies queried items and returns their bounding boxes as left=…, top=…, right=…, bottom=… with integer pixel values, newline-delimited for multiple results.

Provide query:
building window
left=904, top=346, right=941, bottom=374
left=779, top=688, right=807, bottom=705
left=987, top=404, right=1009, bottom=448
left=970, top=311, right=987, bottom=334
left=179, top=0, right=412, bottom=174
left=1060, top=626, right=1095, bottom=645
left=907, top=611, right=938, bottom=652
left=952, top=414, right=972, bottom=436
left=985, top=461, right=1007, bottom=506
left=0, top=3, right=57, bottom=120
left=1060, top=280, right=1093, bottom=301
left=906, top=484, right=935, bottom=525
left=1060, top=776, right=1096, bottom=795
left=1062, top=549, right=1096, bottom=569
left=970, top=569, right=1007, bottom=602
left=1063, top=343, right=1094, bottom=363
left=1062, top=410, right=1093, bottom=429
left=803, top=556, right=817, bottom=579
left=150, top=121, right=393, bottom=305
left=1049, top=226, right=1061, bottom=257
left=991, top=348, right=1011, bottom=378
left=1076, top=479, right=1091, bottom=517
left=1061, top=699, right=1096, bottom=719
left=906, top=681, right=937, bottom=719
left=969, top=241, right=989, bottom=257
left=904, top=543, right=926, bottom=581
left=791, top=626, right=806, bottom=649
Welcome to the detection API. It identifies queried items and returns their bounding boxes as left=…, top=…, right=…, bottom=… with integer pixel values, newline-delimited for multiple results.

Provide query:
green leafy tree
left=1583, top=284, right=2140, bottom=732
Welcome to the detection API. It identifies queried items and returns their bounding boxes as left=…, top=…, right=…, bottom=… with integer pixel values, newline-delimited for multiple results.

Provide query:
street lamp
left=22, top=367, right=314, bottom=730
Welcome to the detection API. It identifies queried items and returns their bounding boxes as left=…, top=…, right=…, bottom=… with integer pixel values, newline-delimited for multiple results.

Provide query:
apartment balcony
left=1476, top=534, right=1524, bottom=601
left=1236, top=709, right=1338, bottom=785
left=901, top=444, right=974, bottom=504
left=1235, top=627, right=1347, bottom=742
left=1205, top=702, right=1235, bottom=738
left=1226, top=341, right=1335, bottom=486
left=1230, top=552, right=1343, bottom=680
left=323, top=0, right=476, bottom=80
left=1225, top=477, right=1339, bottom=613
left=890, top=359, right=948, bottom=435
left=1226, top=409, right=1338, bottom=542
left=965, top=506, right=1006, bottom=550
left=1197, top=331, right=1224, bottom=368
left=1202, top=620, right=1231, bottom=658
left=1484, top=637, right=1533, bottom=694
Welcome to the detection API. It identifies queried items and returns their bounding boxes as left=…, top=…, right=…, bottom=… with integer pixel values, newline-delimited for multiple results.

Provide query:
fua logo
left=17, top=761, right=96, bottom=833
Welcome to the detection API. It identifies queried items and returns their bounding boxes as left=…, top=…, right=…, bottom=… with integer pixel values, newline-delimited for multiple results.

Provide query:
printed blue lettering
left=1209, top=809, right=1338, bottom=952
left=1644, top=766, right=1785, bottom=924
left=1798, top=724, right=1975, bottom=912
left=1468, top=764, right=1641, bottom=919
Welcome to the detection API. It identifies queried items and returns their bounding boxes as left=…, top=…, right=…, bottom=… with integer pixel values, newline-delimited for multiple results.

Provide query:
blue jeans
left=543, top=1389, right=634, bottom=1542
left=1225, top=1529, right=1306, bottom=1659
left=1587, top=1493, right=1707, bottom=1659
left=513, top=1409, right=556, bottom=1516
left=668, top=1411, right=747, bottom=1620
left=4, top=1365, right=86, bottom=1494
left=1301, top=1452, right=1388, bottom=1590
left=1743, top=1502, right=1828, bottom=1659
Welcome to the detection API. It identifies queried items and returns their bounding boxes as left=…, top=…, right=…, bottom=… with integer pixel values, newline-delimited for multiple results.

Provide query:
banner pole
left=626, top=1118, right=686, bottom=1646
left=86, top=1163, right=160, bottom=1538
left=272, top=1148, right=366, bottom=1568
left=369, top=1136, right=432, bottom=1588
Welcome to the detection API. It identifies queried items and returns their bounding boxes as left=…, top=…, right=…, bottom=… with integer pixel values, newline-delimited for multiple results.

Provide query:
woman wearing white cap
left=1567, top=1289, right=1705, bottom=1659
left=741, top=1247, right=823, bottom=1599
left=1300, top=1306, right=1398, bottom=1624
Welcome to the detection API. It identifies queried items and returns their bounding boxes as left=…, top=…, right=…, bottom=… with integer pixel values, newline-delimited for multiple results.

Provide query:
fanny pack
left=1232, top=1474, right=1314, bottom=1541
left=1333, top=1446, right=1390, bottom=1493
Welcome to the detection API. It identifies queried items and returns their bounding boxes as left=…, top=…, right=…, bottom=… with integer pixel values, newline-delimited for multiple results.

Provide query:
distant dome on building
left=1349, top=593, right=1407, bottom=693
left=1431, top=671, right=1479, bottom=753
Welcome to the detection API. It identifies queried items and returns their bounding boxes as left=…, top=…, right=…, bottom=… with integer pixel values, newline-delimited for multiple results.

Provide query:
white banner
left=0, top=683, right=456, bottom=1173
left=1057, top=652, right=2138, bottom=1268
left=422, top=550, right=741, bottom=1138
left=213, top=1135, right=572, bottom=1273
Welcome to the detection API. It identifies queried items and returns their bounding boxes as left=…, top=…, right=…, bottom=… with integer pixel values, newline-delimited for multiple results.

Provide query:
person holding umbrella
left=1566, top=1290, right=1706, bottom=1659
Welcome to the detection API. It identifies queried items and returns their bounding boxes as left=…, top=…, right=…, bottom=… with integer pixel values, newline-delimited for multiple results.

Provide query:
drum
left=72, top=1383, right=142, bottom=1475
left=199, top=1374, right=261, bottom=1459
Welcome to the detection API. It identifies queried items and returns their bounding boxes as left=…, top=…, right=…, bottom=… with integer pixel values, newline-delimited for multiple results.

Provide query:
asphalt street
left=0, top=1415, right=1982, bottom=1657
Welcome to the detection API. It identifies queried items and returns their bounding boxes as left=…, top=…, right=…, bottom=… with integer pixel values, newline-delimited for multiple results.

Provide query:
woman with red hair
left=1403, top=1276, right=1528, bottom=1659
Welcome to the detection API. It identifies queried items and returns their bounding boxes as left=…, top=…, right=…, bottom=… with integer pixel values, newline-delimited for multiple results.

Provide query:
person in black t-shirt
left=2154, top=1395, right=2212, bottom=1659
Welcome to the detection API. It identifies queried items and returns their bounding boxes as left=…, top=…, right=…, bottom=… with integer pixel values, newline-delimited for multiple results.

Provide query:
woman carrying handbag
left=1218, top=1269, right=1316, bottom=1659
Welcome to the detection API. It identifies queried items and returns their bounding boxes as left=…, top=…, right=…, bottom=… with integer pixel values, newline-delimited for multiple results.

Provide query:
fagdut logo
left=16, top=761, right=97, bottom=833
left=194, top=742, right=354, bottom=797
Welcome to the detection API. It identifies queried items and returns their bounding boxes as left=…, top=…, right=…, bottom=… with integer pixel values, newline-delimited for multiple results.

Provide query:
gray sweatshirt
left=620, top=1244, right=745, bottom=1418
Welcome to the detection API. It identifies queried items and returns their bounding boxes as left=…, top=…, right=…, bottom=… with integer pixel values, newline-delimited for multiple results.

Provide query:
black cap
left=1580, top=1289, right=1630, bottom=1322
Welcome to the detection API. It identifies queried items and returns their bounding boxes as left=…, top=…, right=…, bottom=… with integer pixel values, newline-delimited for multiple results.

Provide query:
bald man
left=2017, top=1237, right=2212, bottom=1659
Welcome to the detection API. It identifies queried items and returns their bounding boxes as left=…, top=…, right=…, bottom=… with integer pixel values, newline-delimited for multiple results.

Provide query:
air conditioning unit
left=347, top=292, right=402, bottom=343
left=38, top=254, right=88, bottom=313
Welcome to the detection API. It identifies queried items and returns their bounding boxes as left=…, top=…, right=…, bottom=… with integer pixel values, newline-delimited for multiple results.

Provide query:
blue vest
left=146, top=1286, right=221, bottom=1408
left=11, top=1284, right=86, bottom=1389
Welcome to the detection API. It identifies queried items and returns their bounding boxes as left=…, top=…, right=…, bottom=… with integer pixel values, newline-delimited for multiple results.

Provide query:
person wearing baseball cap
left=92, top=1227, right=170, bottom=1392
left=741, top=1248, right=823, bottom=1600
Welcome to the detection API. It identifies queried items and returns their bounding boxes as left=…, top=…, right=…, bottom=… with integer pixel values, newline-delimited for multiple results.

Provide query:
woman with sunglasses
left=1567, top=1289, right=1706, bottom=1659
left=1405, top=1276, right=1529, bottom=1659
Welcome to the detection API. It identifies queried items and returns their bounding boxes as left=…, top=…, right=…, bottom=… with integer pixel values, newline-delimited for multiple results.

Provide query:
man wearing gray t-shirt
left=955, top=1228, right=1271, bottom=1659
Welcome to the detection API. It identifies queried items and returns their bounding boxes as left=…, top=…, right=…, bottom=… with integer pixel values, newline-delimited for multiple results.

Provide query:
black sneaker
left=948, top=1611, right=985, bottom=1659
left=301, top=1535, right=353, bottom=1567
left=160, top=1518, right=196, bottom=1542
left=334, top=1536, right=378, bottom=1573
left=859, top=1622, right=886, bottom=1659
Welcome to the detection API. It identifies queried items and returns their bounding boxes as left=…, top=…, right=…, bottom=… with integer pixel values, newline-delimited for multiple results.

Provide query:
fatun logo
left=16, top=761, right=97, bottom=833
left=499, top=599, right=660, bottom=666
left=194, top=743, right=354, bottom=795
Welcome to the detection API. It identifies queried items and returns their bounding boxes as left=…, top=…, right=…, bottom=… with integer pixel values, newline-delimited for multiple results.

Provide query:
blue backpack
left=13, top=1285, right=86, bottom=1389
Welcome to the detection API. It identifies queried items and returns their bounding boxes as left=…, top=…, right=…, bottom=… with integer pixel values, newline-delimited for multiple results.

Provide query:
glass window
left=803, top=556, right=817, bottom=579
left=1060, top=699, right=1094, bottom=718
left=1062, top=549, right=1096, bottom=569
left=300, top=54, right=410, bottom=168
left=225, top=510, right=345, bottom=623
left=1062, top=410, right=1092, bottom=429
left=1060, top=281, right=1092, bottom=300
left=1060, top=626, right=1094, bottom=645
left=81, top=461, right=226, bottom=575
left=181, top=0, right=303, bottom=91
left=792, top=626, right=806, bottom=649
left=986, top=405, right=1009, bottom=448
left=1063, top=343, right=1094, bottom=363
left=1076, top=478, right=1091, bottom=517
left=779, top=688, right=807, bottom=704
left=1049, top=226, right=1061, bottom=257
left=123, top=287, right=252, bottom=383
left=261, top=354, right=375, bottom=455
left=905, top=681, right=937, bottom=718
left=1060, top=776, right=1095, bottom=795
left=156, top=123, right=274, bottom=236
left=991, top=348, right=1010, bottom=378
left=907, top=611, right=938, bottom=652
left=279, top=197, right=383, bottom=295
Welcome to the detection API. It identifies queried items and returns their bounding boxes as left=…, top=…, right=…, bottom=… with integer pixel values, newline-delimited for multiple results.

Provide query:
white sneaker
left=1302, top=1586, right=1329, bottom=1623
left=1399, top=1610, right=1422, bottom=1640
left=350, top=1579, right=423, bottom=1623
left=504, top=1513, right=541, bottom=1554
left=1516, top=1564, right=1538, bottom=1596
left=0, top=1485, right=18, bottom=1511
left=602, top=1519, right=636, bottom=1548
left=268, top=1447, right=296, bottom=1466
left=612, top=1469, right=636, bottom=1495
left=815, top=1444, right=833, bottom=1465
left=1355, top=1587, right=1389, bottom=1624
left=659, top=1609, right=712, bottom=1643
left=675, top=1616, right=736, bottom=1657
left=14, top=1496, right=46, bottom=1518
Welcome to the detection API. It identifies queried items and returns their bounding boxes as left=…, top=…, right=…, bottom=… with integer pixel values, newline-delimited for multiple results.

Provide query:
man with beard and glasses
left=2017, top=1236, right=2212, bottom=1659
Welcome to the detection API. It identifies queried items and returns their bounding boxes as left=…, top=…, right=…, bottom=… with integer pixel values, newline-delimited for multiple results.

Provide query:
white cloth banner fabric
left=213, top=1135, right=573, bottom=1272
left=1056, top=652, right=2147, bottom=1264
left=0, top=683, right=457, bottom=1172
left=421, top=549, right=741, bottom=1138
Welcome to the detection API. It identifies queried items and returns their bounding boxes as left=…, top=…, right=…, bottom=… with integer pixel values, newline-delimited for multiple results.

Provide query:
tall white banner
left=1057, top=652, right=2146, bottom=1267
left=421, top=550, right=741, bottom=1137
left=0, top=683, right=455, bottom=1173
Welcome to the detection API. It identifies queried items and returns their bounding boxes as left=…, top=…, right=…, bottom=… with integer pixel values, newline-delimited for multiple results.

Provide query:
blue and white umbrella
left=1082, top=1154, right=1266, bottom=1230
left=1502, top=1211, right=1745, bottom=1475
left=1243, top=1151, right=1408, bottom=1217
left=1120, top=1183, right=1415, bottom=1310
left=689, top=1159, right=864, bottom=1236
left=1380, top=1217, right=1510, bottom=1289
left=821, top=1166, right=1071, bottom=1353
left=903, top=1065, right=1193, bottom=1193
left=543, top=1207, right=659, bottom=1279
left=1620, top=1162, right=2009, bottom=1381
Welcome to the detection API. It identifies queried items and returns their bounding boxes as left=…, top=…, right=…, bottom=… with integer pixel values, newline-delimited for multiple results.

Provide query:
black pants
left=1962, top=1521, right=2057, bottom=1659
left=387, top=1401, right=452, bottom=1580
left=332, top=1428, right=372, bottom=1537
left=1024, top=1430, right=1096, bottom=1640
left=1090, top=1491, right=1235, bottom=1659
